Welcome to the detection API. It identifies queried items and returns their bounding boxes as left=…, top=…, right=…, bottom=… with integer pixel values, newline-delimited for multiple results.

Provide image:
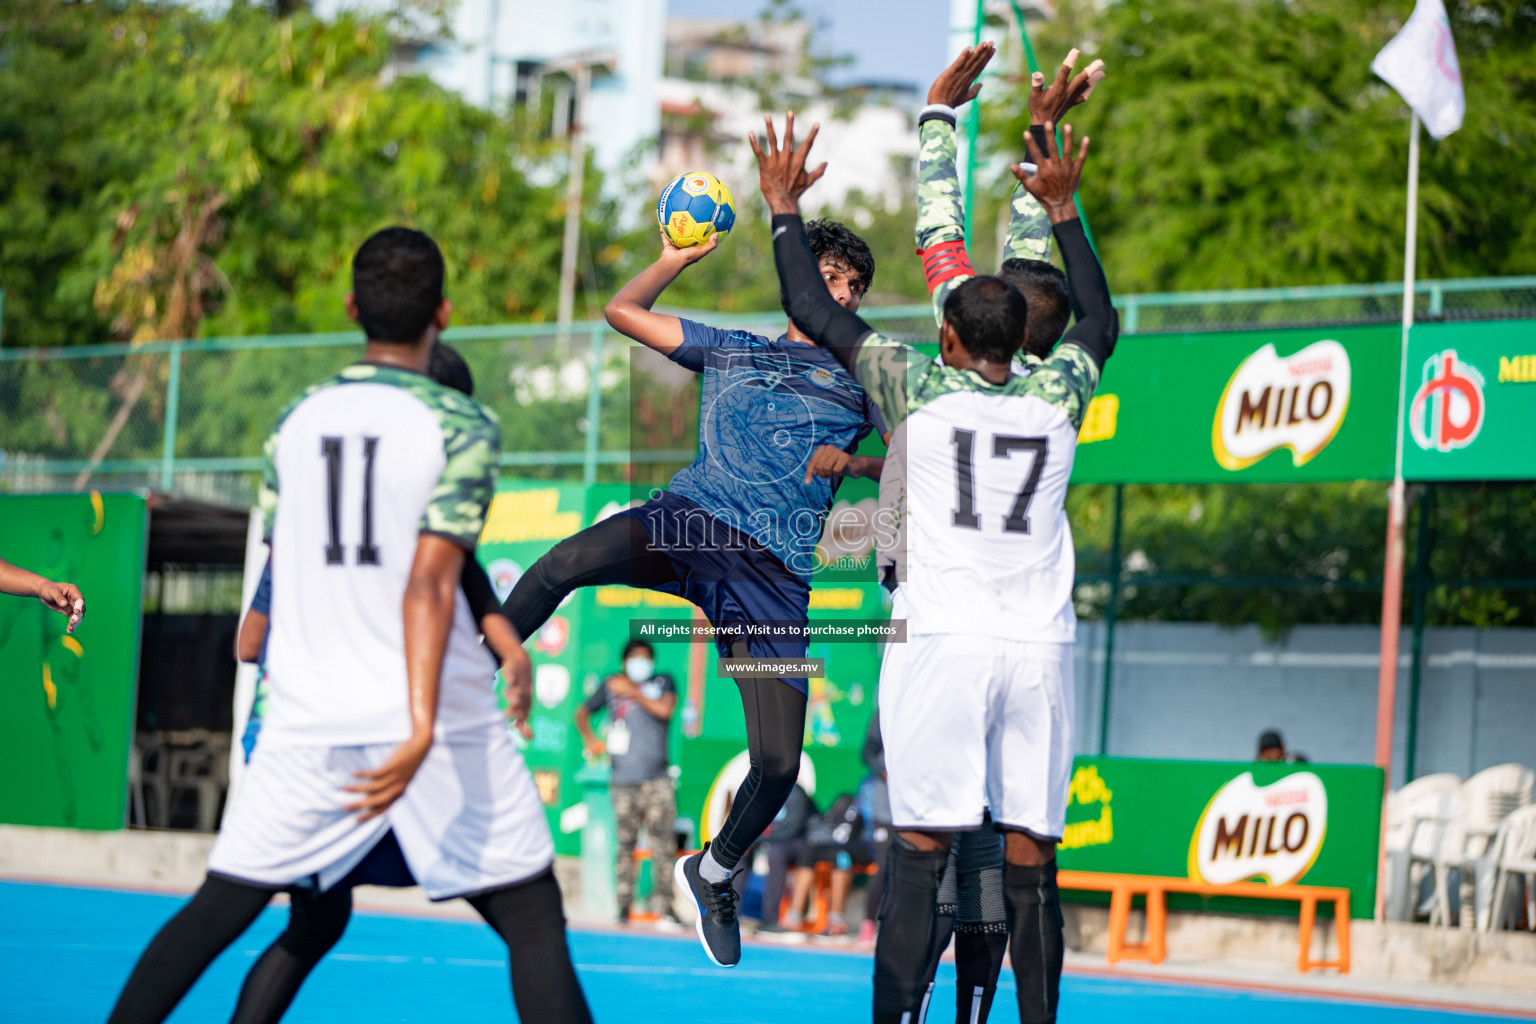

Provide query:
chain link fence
left=3, top=276, right=1535, bottom=499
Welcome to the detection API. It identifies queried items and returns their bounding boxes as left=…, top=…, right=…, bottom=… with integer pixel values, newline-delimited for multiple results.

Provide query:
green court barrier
left=0, top=492, right=147, bottom=829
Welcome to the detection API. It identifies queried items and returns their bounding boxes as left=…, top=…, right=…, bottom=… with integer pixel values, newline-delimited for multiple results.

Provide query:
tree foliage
left=0, top=0, right=622, bottom=350
left=999, top=0, right=1536, bottom=292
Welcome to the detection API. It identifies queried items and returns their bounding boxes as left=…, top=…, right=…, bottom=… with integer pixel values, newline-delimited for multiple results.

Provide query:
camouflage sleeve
left=422, top=401, right=502, bottom=549
left=1020, top=343, right=1102, bottom=431
left=1003, top=182, right=1052, bottom=263
left=915, top=118, right=965, bottom=251
left=915, top=117, right=975, bottom=329
left=852, top=333, right=936, bottom=427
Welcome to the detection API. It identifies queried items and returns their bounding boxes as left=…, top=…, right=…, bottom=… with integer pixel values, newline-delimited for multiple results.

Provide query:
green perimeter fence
left=3, top=275, right=1535, bottom=505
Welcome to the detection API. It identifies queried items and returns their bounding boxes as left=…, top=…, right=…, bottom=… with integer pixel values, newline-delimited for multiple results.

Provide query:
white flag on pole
left=1371, top=0, right=1465, bottom=139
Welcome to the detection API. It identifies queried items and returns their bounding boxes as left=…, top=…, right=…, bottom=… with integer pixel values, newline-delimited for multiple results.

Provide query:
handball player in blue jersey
left=500, top=221, right=889, bottom=967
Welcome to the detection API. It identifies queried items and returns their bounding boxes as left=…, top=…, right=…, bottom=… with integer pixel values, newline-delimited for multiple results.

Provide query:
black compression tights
left=468, top=867, right=594, bottom=1024
left=229, top=886, right=353, bottom=1024
left=501, top=512, right=677, bottom=641
left=105, top=874, right=276, bottom=1024
left=708, top=659, right=809, bottom=871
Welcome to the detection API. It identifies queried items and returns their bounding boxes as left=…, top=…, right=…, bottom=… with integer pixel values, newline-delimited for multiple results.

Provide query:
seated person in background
left=755, top=782, right=816, bottom=940
left=798, top=791, right=875, bottom=942
left=1256, top=729, right=1287, bottom=762
left=577, top=639, right=682, bottom=928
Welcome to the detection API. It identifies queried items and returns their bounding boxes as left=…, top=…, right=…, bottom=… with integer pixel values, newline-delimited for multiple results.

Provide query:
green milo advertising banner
left=1071, top=324, right=1400, bottom=485
left=475, top=479, right=885, bottom=857
left=0, top=492, right=147, bottom=830
left=1058, top=757, right=1384, bottom=918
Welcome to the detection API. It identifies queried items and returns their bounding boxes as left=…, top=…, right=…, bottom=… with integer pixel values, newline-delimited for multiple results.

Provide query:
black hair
left=942, top=275, right=1029, bottom=364
left=428, top=341, right=475, bottom=397
left=780, top=218, right=875, bottom=314
left=999, top=258, right=1071, bottom=359
left=622, top=639, right=654, bottom=660
left=351, top=227, right=445, bottom=343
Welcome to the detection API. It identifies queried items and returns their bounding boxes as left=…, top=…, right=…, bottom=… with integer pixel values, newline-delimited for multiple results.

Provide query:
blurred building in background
left=657, top=17, right=918, bottom=215
left=315, top=0, right=921, bottom=212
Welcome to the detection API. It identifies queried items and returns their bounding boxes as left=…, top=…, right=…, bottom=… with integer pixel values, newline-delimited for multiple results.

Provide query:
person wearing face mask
left=576, top=639, right=682, bottom=928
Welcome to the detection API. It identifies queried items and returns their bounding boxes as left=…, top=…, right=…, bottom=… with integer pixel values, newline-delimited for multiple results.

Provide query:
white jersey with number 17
left=858, top=338, right=1100, bottom=642
left=257, top=363, right=501, bottom=747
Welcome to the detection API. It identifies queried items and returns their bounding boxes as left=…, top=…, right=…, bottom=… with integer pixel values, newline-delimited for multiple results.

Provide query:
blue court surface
left=0, top=880, right=1522, bottom=1023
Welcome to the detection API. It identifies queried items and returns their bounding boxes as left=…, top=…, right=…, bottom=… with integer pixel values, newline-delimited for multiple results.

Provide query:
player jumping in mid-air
left=751, top=106, right=1116, bottom=1024
left=500, top=212, right=890, bottom=967
left=907, top=43, right=1105, bottom=1024
left=103, top=228, right=591, bottom=1024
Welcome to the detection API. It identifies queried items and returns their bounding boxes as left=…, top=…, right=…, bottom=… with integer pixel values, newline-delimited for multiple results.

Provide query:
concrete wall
left=1071, top=622, right=1536, bottom=787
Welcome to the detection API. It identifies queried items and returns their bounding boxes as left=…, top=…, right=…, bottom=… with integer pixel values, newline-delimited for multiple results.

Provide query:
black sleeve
left=459, top=558, right=504, bottom=622
left=1028, top=124, right=1051, bottom=163
left=862, top=712, right=884, bottom=776
left=772, top=213, right=877, bottom=373
left=1052, top=216, right=1119, bottom=369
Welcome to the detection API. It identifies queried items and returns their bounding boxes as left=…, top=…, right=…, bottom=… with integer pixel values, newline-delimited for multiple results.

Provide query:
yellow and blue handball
left=657, top=170, right=736, bottom=248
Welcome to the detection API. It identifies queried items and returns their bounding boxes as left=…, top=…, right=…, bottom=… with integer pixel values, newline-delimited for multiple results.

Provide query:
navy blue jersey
left=665, top=320, right=886, bottom=581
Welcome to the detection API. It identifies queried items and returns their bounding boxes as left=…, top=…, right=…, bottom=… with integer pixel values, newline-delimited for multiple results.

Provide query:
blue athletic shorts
left=621, top=491, right=812, bottom=694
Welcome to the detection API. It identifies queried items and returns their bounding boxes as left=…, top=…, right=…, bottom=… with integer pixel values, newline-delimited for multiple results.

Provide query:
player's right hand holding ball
left=658, top=228, right=719, bottom=267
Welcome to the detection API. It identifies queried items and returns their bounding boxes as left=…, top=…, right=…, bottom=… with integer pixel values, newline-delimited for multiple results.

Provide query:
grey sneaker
left=674, top=846, right=741, bottom=967
left=755, top=920, right=808, bottom=944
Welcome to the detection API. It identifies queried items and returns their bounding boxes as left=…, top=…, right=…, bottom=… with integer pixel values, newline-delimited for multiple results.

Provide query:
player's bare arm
left=480, top=612, right=534, bottom=740
left=603, top=229, right=721, bottom=355
left=345, top=533, right=463, bottom=821
left=0, top=556, right=85, bottom=633
left=574, top=702, right=606, bottom=758
left=236, top=607, right=267, bottom=663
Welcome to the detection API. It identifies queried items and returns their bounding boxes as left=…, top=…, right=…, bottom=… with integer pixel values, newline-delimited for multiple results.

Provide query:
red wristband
left=920, top=239, right=974, bottom=291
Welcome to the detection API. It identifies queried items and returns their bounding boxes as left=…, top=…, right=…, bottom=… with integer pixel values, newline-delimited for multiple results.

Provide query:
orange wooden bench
left=1056, top=870, right=1351, bottom=974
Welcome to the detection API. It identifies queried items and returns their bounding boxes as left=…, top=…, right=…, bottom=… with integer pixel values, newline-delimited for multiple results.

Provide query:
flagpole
left=1374, top=110, right=1419, bottom=921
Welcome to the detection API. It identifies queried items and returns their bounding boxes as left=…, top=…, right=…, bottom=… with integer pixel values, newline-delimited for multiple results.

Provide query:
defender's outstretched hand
left=927, top=42, right=996, bottom=109
left=1014, top=121, right=1089, bottom=224
left=1029, top=48, right=1105, bottom=126
left=750, top=112, right=826, bottom=216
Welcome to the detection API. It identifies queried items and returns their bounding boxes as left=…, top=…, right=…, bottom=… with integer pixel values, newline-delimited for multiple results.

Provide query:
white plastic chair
left=1385, top=775, right=1461, bottom=921
left=1487, top=804, right=1536, bottom=931
left=1431, top=764, right=1535, bottom=928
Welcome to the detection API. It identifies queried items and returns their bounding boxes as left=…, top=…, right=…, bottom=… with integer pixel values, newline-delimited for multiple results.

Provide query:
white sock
left=699, top=847, right=731, bottom=885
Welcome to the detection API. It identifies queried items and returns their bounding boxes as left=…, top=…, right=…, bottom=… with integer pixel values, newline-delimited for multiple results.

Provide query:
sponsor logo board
left=1213, top=341, right=1350, bottom=470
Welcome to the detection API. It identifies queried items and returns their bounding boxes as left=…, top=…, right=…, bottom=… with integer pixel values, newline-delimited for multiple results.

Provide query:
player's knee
left=278, top=889, right=352, bottom=960
left=1003, top=830, right=1055, bottom=866
left=534, top=538, right=589, bottom=592
left=753, top=749, right=799, bottom=799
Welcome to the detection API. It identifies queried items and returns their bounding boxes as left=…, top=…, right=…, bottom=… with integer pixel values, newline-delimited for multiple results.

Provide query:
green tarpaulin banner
left=1057, top=757, right=1384, bottom=918
left=1402, top=319, right=1536, bottom=482
left=1071, top=325, right=1400, bottom=485
left=0, top=492, right=147, bottom=829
